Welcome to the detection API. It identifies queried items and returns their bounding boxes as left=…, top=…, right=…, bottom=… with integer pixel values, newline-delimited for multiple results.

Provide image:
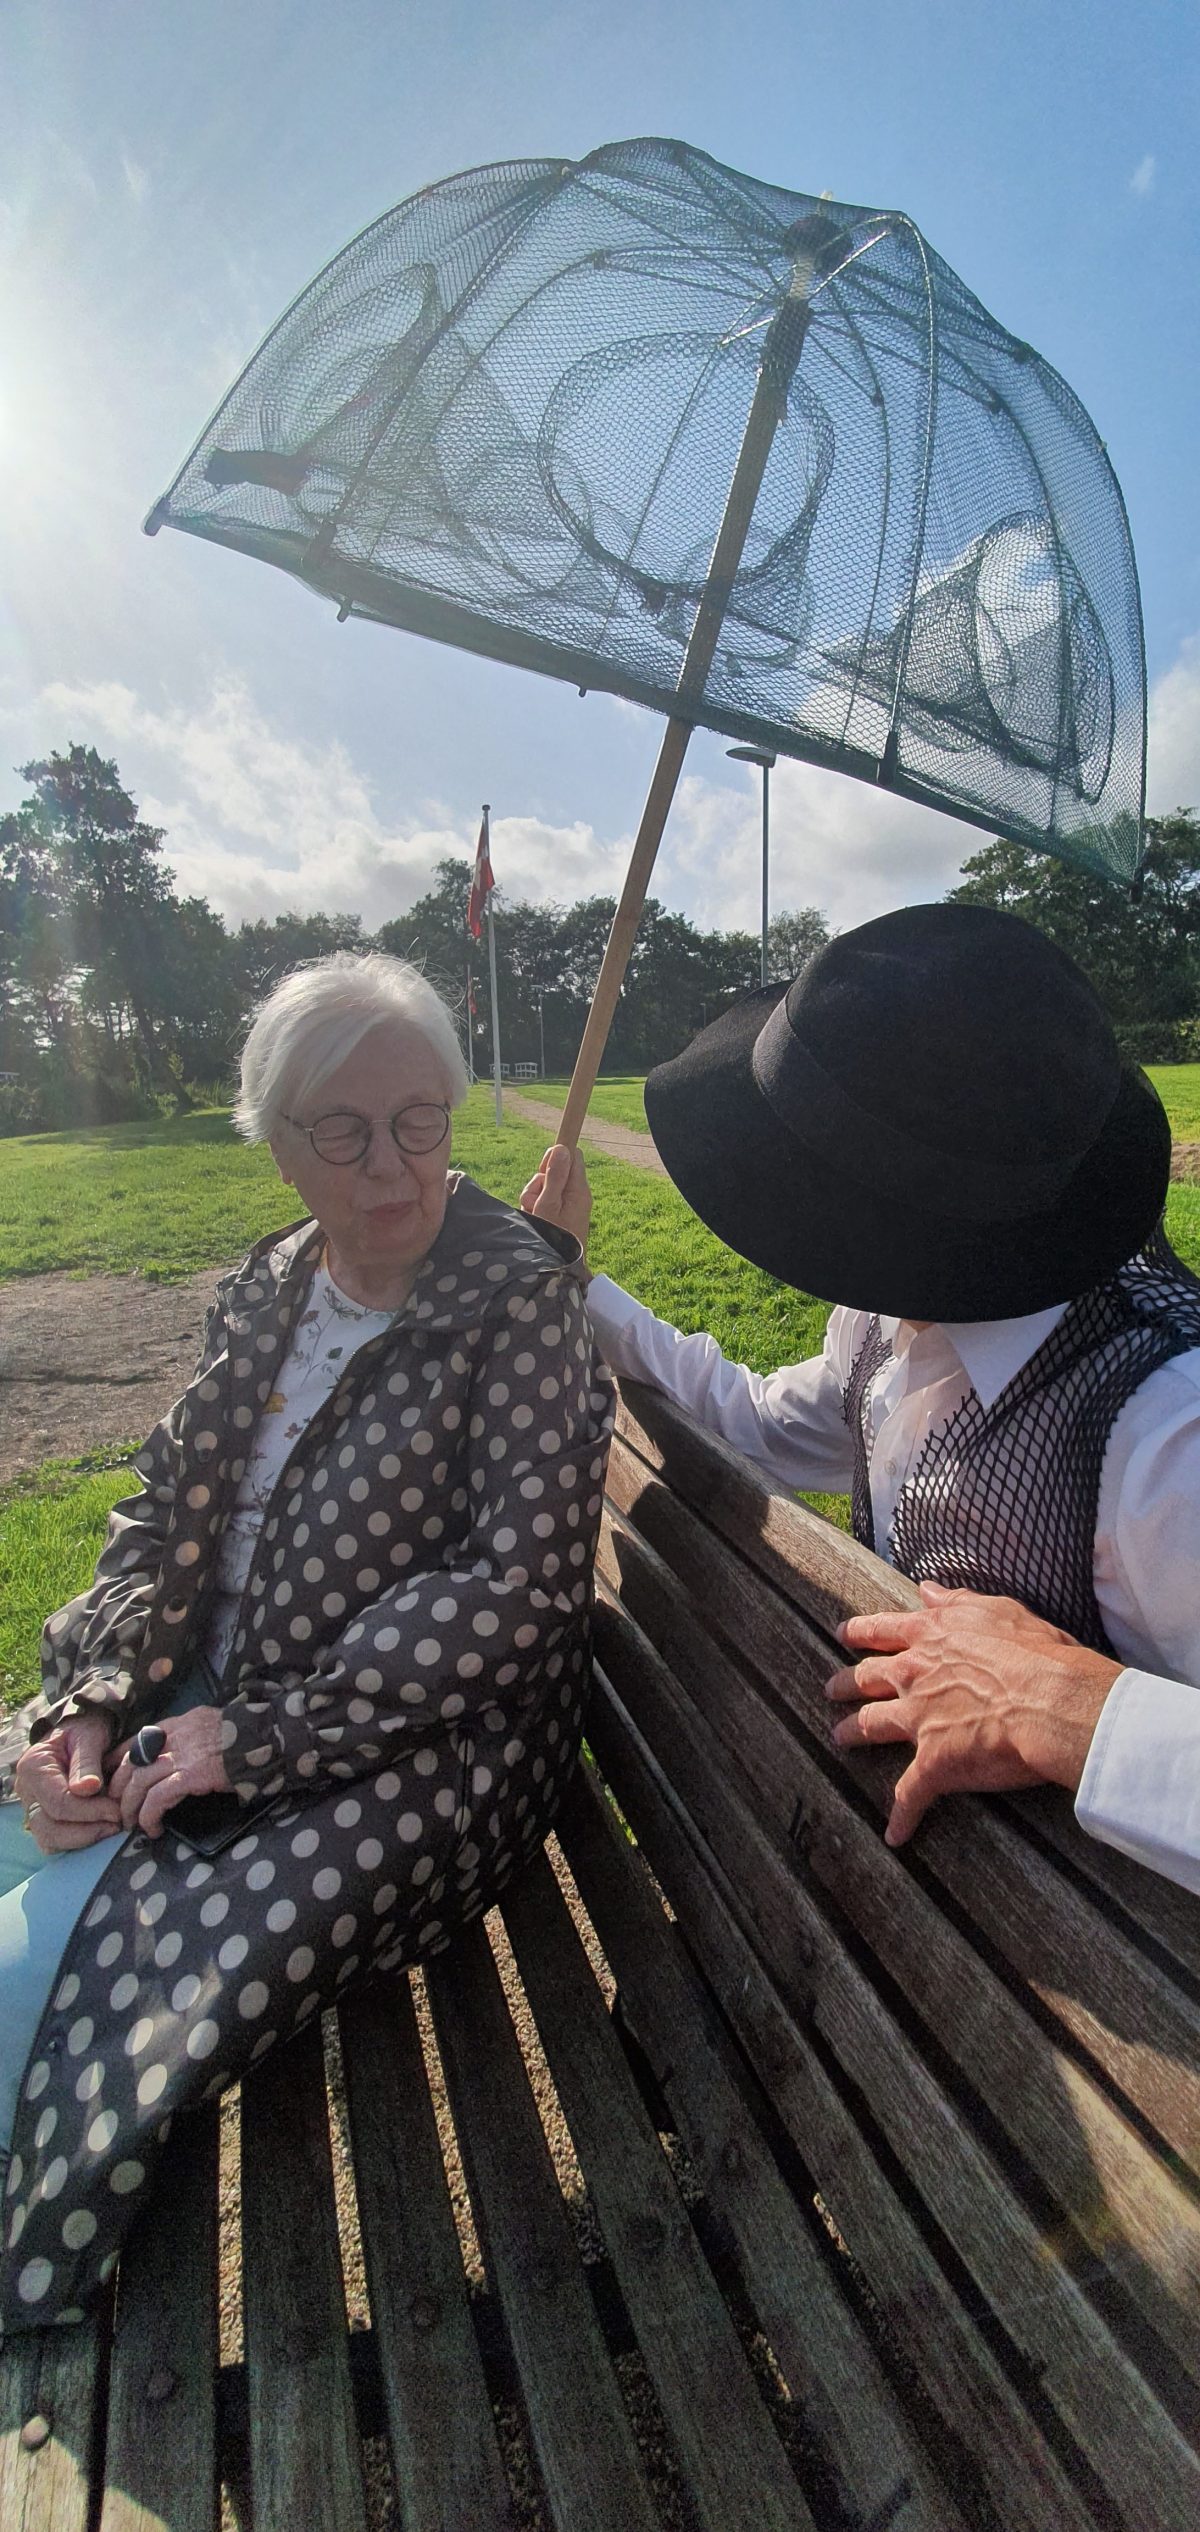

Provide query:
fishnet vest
left=842, top=1228, right=1200, bottom=1651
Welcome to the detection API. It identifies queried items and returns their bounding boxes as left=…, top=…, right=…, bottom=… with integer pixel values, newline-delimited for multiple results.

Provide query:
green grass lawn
left=0, top=1091, right=833, bottom=1364
left=537, top=1064, right=1200, bottom=1145
left=0, top=1454, right=136, bottom=1713
left=533, top=1076, right=650, bottom=1133
left=1147, top=1064, right=1200, bottom=1139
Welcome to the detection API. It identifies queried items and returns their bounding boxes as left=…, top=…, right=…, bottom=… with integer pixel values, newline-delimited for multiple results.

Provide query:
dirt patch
left=1171, top=1141, right=1200, bottom=1184
left=0, top=1267, right=221, bottom=1484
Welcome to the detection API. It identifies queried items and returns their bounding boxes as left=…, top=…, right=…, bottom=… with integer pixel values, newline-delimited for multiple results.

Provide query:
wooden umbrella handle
left=557, top=227, right=828, bottom=1149
left=558, top=715, right=692, bottom=1151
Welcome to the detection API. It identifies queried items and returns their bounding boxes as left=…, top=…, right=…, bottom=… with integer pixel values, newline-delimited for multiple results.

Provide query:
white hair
left=234, top=951, right=469, bottom=1142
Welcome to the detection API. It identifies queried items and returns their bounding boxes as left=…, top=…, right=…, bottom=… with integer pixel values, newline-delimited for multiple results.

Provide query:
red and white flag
left=466, top=813, right=494, bottom=940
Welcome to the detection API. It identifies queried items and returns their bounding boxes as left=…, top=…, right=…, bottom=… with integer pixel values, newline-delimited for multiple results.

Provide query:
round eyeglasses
left=281, top=1102, right=451, bottom=1166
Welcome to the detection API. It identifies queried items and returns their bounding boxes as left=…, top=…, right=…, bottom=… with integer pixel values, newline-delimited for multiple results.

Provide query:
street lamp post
left=726, top=745, right=777, bottom=986
left=536, top=994, right=546, bottom=1079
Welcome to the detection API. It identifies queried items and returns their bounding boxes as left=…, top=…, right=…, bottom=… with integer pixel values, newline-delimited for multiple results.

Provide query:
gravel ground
left=0, top=1266, right=222, bottom=1483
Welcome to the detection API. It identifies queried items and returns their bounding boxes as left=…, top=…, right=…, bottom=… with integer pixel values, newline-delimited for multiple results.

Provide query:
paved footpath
left=503, top=1091, right=668, bottom=1176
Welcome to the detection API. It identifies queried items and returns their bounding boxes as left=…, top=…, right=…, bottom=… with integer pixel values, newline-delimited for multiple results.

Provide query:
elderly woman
left=0, top=952, right=614, bottom=2331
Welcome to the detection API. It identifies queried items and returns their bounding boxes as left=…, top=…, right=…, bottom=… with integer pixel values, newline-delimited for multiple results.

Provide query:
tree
left=948, top=813, right=1200, bottom=1029
left=766, top=905, right=831, bottom=980
left=13, top=748, right=191, bottom=1101
left=233, top=911, right=367, bottom=1007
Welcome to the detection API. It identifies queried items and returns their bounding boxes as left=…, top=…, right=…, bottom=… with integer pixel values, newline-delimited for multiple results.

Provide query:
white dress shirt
left=587, top=1272, right=1200, bottom=1896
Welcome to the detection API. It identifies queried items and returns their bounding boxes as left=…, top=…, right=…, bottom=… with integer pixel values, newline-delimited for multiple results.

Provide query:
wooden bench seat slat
left=0, top=2301, right=110, bottom=2532
left=590, top=1615, right=1200, bottom=2532
left=555, top=1768, right=968, bottom=2532
left=598, top=1502, right=1200, bottom=2388
left=337, top=1977, right=513, bottom=2532
left=240, top=2019, right=369, bottom=2532
left=98, top=2107, right=219, bottom=2532
left=425, top=1920, right=659, bottom=2532
left=605, top=1450, right=1200, bottom=2181
left=499, top=1849, right=815, bottom=2532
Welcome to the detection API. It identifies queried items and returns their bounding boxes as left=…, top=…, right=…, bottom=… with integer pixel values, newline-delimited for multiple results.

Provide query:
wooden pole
left=484, top=805, right=503, bottom=1127
left=558, top=222, right=830, bottom=1152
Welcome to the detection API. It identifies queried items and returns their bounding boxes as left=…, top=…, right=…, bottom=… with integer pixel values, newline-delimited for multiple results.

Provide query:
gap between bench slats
left=555, top=1765, right=967, bottom=2532
left=612, top=1381, right=1200, bottom=1985
left=605, top=1441, right=1200, bottom=2183
left=240, top=2017, right=369, bottom=2532
left=590, top=1610, right=1200, bottom=2532
left=498, top=1846, right=814, bottom=2532
left=598, top=1497, right=1200, bottom=2400
left=337, top=1975, right=512, bottom=2532
left=98, top=2105, right=220, bottom=2532
left=424, top=1917, right=660, bottom=2532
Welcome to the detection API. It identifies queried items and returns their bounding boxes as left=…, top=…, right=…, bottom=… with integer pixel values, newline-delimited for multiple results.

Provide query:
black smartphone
left=166, top=1791, right=280, bottom=1856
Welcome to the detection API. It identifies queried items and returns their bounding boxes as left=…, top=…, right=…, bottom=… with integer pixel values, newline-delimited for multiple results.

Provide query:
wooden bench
left=4, top=1376, right=1200, bottom=2530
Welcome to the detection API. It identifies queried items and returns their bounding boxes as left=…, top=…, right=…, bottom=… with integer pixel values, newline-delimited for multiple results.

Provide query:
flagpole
left=464, top=957, right=475, bottom=1084
left=483, top=804, right=503, bottom=1126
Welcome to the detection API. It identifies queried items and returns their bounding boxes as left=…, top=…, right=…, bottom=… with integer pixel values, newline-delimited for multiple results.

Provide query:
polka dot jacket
left=2, top=1176, right=615, bottom=2331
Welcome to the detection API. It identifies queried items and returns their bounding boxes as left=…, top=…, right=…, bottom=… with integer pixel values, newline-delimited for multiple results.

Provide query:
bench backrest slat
left=586, top=1634, right=1103, bottom=2532
left=598, top=1497, right=1200, bottom=2398
left=611, top=1389, right=1200, bottom=2170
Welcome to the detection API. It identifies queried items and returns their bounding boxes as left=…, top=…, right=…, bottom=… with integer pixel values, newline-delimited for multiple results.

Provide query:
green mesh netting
left=147, top=137, right=1146, bottom=883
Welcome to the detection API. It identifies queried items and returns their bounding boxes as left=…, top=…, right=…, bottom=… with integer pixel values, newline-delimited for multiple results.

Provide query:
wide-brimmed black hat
left=644, top=903, right=1170, bottom=1322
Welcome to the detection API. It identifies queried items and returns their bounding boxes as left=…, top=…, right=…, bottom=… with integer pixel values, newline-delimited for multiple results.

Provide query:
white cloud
left=1146, top=636, right=1200, bottom=813
left=7, top=631, right=1197, bottom=950
left=1, top=676, right=635, bottom=930
left=667, top=759, right=972, bottom=936
left=1130, top=154, right=1156, bottom=196
left=120, top=151, right=149, bottom=206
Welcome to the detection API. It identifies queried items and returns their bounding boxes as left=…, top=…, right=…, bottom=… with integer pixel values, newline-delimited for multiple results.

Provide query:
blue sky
left=2, top=0, right=1197, bottom=938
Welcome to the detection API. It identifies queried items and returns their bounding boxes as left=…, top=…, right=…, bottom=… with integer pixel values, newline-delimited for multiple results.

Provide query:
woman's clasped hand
left=13, top=1716, right=120, bottom=1853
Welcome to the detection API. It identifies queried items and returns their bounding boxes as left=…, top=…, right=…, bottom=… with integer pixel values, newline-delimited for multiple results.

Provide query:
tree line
left=0, top=746, right=829, bottom=1131
left=1, top=744, right=1197, bottom=1134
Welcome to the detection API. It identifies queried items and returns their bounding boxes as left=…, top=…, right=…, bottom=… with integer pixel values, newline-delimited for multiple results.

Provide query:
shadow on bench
left=4, top=1376, right=1200, bottom=2530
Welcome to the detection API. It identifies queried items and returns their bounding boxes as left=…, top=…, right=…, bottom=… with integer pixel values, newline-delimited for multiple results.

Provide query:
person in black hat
left=523, top=902, right=1200, bottom=1877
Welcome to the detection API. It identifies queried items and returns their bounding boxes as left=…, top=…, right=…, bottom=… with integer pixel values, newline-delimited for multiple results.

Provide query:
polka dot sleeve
left=215, top=1273, right=616, bottom=1797
left=31, top=1293, right=232, bottom=1748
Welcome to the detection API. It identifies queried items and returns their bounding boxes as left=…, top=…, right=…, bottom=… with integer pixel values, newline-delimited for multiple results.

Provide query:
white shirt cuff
left=1075, top=1668, right=1200, bottom=1897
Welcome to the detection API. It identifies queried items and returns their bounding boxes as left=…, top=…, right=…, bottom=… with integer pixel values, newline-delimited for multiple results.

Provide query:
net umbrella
left=146, top=136, right=1146, bottom=1139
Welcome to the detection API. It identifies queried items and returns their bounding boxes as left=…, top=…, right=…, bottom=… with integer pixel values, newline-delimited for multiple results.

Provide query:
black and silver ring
left=130, top=1724, right=167, bottom=1769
